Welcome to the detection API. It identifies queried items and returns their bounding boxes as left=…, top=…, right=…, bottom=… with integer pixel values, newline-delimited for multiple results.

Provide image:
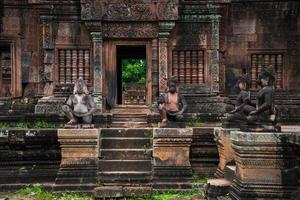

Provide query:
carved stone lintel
left=230, top=131, right=298, bottom=199
left=153, top=128, right=194, bottom=192
left=102, top=23, right=158, bottom=39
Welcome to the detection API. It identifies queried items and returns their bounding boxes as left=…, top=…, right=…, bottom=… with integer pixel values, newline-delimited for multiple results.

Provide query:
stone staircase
left=110, top=105, right=151, bottom=128
left=93, top=129, right=153, bottom=199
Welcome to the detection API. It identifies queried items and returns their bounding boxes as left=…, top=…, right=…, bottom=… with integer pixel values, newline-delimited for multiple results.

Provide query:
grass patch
left=1, top=175, right=211, bottom=200
left=187, top=117, right=204, bottom=127
left=1, top=185, right=93, bottom=200
left=0, top=120, right=60, bottom=129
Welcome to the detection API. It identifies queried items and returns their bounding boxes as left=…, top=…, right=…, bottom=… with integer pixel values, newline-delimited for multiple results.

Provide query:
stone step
left=152, top=182, right=194, bottom=190
left=101, top=129, right=152, bottom=138
left=204, top=178, right=231, bottom=199
left=110, top=122, right=149, bottom=128
left=93, top=186, right=152, bottom=199
left=101, top=138, right=152, bottom=149
left=224, top=165, right=236, bottom=182
left=98, top=171, right=152, bottom=184
left=98, top=160, right=152, bottom=171
left=112, top=117, right=147, bottom=122
left=101, top=149, right=152, bottom=160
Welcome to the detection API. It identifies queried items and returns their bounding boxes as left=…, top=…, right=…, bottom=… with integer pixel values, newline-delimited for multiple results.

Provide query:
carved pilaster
left=91, top=32, right=103, bottom=113
left=158, top=21, right=175, bottom=94
left=210, top=16, right=220, bottom=93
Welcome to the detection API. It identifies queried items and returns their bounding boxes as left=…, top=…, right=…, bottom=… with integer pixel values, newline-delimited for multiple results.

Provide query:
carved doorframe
left=0, top=37, right=22, bottom=98
left=103, top=40, right=153, bottom=107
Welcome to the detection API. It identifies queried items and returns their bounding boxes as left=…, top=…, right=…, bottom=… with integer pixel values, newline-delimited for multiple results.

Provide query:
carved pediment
left=81, top=0, right=178, bottom=21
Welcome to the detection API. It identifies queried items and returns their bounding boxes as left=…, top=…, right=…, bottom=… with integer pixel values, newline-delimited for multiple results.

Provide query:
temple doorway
left=0, top=45, right=12, bottom=97
left=116, top=45, right=147, bottom=105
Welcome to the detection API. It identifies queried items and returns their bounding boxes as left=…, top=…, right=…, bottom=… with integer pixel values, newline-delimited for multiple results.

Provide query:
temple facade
left=0, top=0, right=299, bottom=123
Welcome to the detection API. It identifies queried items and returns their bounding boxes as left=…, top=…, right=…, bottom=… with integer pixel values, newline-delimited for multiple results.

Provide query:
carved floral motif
left=102, top=23, right=158, bottom=38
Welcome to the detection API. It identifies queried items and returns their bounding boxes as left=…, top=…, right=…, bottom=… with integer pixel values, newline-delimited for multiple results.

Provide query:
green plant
left=17, top=185, right=93, bottom=200
left=187, top=117, right=204, bottom=127
left=0, top=122, right=11, bottom=128
left=17, top=184, right=54, bottom=199
left=122, top=59, right=146, bottom=92
left=15, top=120, right=30, bottom=128
left=32, top=120, right=57, bottom=128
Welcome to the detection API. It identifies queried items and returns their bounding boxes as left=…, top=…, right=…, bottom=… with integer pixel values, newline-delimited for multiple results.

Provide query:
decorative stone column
left=153, top=128, right=194, bottom=192
left=214, top=127, right=238, bottom=178
left=158, top=21, right=175, bottom=94
left=55, top=129, right=99, bottom=192
left=209, top=16, right=220, bottom=93
left=91, top=32, right=103, bottom=113
left=230, top=131, right=298, bottom=199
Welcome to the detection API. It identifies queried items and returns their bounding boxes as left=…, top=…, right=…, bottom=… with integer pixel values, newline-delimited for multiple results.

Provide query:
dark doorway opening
left=116, top=45, right=147, bottom=105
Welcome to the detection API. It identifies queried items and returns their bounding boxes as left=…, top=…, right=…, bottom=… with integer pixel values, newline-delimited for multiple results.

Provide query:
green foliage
left=122, top=59, right=146, bottom=91
left=0, top=122, right=11, bottom=128
left=18, top=184, right=54, bottom=199
left=15, top=120, right=30, bottom=128
left=0, top=120, right=60, bottom=129
left=187, top=117, right=204, bottom=127
left=32, top=120, right=57, bottom=129
left=16, top=185, right=93, bottom=200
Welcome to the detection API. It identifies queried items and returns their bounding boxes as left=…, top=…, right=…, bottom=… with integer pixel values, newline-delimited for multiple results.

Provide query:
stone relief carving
left=102, top=23, right=158, bottom=38
left=80, top=0, right=178, bottom=21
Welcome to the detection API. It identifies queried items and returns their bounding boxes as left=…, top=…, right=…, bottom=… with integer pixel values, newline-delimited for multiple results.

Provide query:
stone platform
left=230, top=131, right=298, bottom=200
left=54, top=129, right=99, bottom=192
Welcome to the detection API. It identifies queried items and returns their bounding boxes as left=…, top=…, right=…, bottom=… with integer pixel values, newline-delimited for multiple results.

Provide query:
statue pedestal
left=153, top=128, right=193, bottom=192
left=230, top=131, right=298, bottom=199
left=55, top=129, right=99, bottom=192
left=214, top=127, right=238, bottom=178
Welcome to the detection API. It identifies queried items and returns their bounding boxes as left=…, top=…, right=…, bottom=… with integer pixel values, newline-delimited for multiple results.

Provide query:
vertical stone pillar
left=151, top=39, right=159, bottom=110
left=91, top=32, right=103, bottom=113
left=153, top=128, right=194, bottom=192
left=230, top=131, right=298, bottom=199
left=214, top=127, right=238, bottom=178
left=210, top=16, right=220, bottom=93
left=158, top=21, right=175, bottom=94
left=55, top=129, right=99, bottom=192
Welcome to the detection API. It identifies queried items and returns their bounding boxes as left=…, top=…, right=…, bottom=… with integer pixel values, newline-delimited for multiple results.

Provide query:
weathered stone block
left=230, top=131, right=298, bottom=200
left=153, top=128, right=194, bottom=192
left=214, top=127, right=238, bottom=178
left=54, top=129, right=99, bottom=192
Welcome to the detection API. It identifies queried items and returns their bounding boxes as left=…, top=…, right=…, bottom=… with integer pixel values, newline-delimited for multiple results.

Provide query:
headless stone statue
left=223, top=75, right=255, bottom=128
left=62, top=79, right=97, bottom=126
left=158, top=80, right=187, bottom=128
left=245, top=68, right=280, bottom=131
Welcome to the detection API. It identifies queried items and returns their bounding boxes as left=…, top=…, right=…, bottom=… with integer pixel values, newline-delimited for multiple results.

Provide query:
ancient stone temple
left=1, top=1, right=300, bottom=199
left=0, top=0, right=299, bottom=125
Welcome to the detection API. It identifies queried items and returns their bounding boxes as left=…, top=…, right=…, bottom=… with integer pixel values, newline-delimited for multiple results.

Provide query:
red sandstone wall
left=220, top=1, right=300, bottom=94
